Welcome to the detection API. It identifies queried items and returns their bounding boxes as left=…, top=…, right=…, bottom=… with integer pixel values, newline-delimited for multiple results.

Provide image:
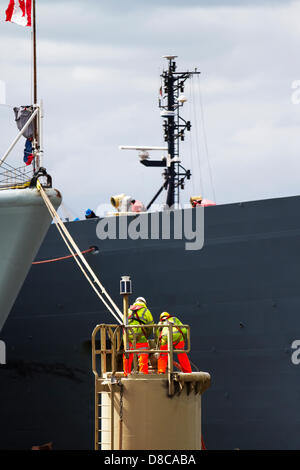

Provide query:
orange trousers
left=123, top=342, right=149, bottom=376
left=157, top=341, right=192, bottom=373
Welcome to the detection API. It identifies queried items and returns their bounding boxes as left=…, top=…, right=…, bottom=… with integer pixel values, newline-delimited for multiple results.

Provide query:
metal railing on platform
left=92, top=323, right=191, bottom=385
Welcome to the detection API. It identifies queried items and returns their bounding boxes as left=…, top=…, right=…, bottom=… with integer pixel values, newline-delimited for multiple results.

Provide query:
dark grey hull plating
left=1, top=195, right=300, bottom=449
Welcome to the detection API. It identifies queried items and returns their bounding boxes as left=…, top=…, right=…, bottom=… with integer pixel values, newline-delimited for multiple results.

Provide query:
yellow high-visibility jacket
left=156, top=316, right=187, bottom=346
left=127, top=302, right=154, bottom=343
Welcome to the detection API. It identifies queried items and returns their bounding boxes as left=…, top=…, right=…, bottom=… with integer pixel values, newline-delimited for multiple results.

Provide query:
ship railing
left=0, top=164, right=32, bottom=189
left=91, top=323, right=191, bottom=395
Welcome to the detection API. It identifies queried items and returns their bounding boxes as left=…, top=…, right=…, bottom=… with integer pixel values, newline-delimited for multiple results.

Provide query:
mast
left=160, top=56, right=200, bottom=208
left=165, top=57, right=175, bottom=207
left=120, top=57, right=200, bottom=209
left=32, top=0, right=37, bottom=106
left=32, top=0, right=39, bottom=170
left=0, top=0, right=48, bottom=182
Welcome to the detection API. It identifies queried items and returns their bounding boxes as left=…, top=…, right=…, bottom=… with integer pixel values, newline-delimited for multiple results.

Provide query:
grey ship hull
left=1, top=194, right=300, bottom=449
left=0, top=187, right=61, bottom=331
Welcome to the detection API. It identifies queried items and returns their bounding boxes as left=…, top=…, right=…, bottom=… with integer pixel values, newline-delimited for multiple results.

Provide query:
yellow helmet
left=160, top=312, right=171, bottom=321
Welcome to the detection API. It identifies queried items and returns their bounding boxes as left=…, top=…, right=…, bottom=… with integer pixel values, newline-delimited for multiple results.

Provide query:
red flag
left=6, top=0, right=31, bottom=27
left=25, top=153, right=34, bottom=166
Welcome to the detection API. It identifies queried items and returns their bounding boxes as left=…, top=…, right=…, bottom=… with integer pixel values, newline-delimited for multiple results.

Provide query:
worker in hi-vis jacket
left=123, top=297, right=154, bottom=376
left=156, top=312, right=192, bottom=374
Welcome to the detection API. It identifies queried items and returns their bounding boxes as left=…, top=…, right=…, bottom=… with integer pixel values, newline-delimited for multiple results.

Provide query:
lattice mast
left=159, top=56, right=200, bottom=207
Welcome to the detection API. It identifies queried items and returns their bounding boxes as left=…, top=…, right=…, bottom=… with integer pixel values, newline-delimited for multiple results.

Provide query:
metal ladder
left=95, top=384, right=115, bottom=450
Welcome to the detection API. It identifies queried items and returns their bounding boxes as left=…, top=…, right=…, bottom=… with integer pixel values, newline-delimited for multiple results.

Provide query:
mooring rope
left=32, top=247, right=96, bottom=264
left=36, top=180, right=123, bottom=324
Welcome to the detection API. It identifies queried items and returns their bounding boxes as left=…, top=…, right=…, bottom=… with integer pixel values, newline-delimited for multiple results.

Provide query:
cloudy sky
left=0, top=0, right=299, bottom=217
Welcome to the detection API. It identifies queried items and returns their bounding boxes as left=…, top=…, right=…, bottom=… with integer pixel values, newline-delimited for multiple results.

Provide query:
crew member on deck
left=190, top=195, right=216, bottom=207
left=156, top=312, right=192, bottom=374
left=190, top=196, right=202, bottom=208
left=85, top=208, right=97, bottom=219
left=130, top=199, right=146, bottom=213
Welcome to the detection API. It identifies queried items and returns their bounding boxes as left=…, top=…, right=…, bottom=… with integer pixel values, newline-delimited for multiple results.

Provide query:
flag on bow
left=6, top=0, right=32, bottom=27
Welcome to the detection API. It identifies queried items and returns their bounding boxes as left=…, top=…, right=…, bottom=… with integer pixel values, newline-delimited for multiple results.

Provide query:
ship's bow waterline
left=0, top=187, right=61, bottom=331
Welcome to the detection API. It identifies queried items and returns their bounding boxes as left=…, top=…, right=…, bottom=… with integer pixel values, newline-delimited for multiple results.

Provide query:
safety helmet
left=160, top=312, right=171, bottom=321
left=85, top=208, right=92, bottom=216
left=135, top=297, right=146, bottom=304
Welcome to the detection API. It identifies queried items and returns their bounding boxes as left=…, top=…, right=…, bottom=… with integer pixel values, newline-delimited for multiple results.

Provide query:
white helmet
left=135, top=296, right=146, bottom=304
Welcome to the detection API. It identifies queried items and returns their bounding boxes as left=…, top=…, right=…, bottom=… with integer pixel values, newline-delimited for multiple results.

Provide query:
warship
left=1, top=4, right=300, bottom=450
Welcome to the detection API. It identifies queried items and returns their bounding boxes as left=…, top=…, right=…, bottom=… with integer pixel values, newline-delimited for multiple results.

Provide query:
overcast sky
left=0, top=0, right=299, bottom=218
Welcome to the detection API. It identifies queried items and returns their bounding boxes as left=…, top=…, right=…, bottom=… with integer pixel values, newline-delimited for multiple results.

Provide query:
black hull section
left=1, top=196, right=300, bottom=449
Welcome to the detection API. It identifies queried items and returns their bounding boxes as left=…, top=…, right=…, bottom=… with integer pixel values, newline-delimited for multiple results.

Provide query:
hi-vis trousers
left=123, top=342, right=149, bottom=375
left=157, top=340, right=192, bottom=373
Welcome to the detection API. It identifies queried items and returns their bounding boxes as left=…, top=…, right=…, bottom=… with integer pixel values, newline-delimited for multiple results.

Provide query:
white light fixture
left=177, top=94, right=187, bottom=103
